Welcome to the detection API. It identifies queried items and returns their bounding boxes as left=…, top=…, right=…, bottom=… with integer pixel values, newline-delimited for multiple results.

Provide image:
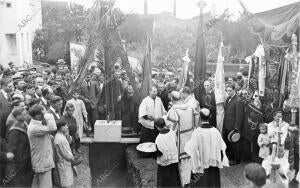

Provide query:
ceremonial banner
left=178, top=49, right=190, bottom=88
left=215, top=42, right=226, bottom=104
left=254, top=45, right=266, bottom=96
left=70, top=42, right=85, bottom=72
left=244, top=103, right=263, bottom=141
left=140, top=35, right=152, bottom=100
left=248, top=56, right=259, bottom=100
left=265, top=59, right=281, bottom=106
left=214, top=42, right=226, bottom=132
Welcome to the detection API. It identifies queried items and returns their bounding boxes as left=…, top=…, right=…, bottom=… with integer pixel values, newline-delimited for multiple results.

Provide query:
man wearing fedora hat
left=223, top=84, right=244, bottom=165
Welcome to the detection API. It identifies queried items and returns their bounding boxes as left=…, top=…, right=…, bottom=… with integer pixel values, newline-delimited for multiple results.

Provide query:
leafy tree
left=32, top=1, right=87, bottom=64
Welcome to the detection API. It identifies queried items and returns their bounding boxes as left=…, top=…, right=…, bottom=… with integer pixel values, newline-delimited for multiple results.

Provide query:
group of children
left=153, top=110, right=299, bottom=187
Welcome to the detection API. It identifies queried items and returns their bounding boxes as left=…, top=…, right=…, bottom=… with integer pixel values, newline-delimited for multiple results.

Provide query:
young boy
left=154, top=118, right=180, bottom=187
left=53, top=119, right=74, bottom=187
left=65, top=90, right=88, bottom=139
left=61, top=103, right=80, bottom=154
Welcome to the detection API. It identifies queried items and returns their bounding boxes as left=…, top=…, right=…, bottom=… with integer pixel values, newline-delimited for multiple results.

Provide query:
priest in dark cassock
left=157, top=82, right=169, bottom=111
left=200, top=80, right=217, bottom=127
left=120, top=85, right=139, bottom=133
left=98, top=69, right=123, bottom=120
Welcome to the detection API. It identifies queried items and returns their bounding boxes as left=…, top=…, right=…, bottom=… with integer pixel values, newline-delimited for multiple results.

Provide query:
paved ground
left=84, top=144, right=299, bottom=187
left=220, top=163, right=250, bottom=188
left=126, top=144, right=251, bottom=187
left=74, top=144, right=92, bottom=188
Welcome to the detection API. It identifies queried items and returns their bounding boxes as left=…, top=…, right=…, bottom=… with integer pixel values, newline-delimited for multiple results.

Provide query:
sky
left=58, top=0, right=299, bottom=19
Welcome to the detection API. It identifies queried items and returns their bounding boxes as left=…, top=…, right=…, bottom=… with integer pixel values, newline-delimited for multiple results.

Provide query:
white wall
left=0, top=0, right=42, bottom=68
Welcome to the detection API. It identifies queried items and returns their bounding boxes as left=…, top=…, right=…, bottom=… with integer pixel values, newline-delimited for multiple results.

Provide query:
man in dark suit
left=48, top=96, right=63, bottom=121
left=223, top=84, right=244, bottom=165
left=0, top=78, right=13, bottom=139
left=40, top=87, right=53, bottom=111
left=200, top=80, right=217, bottom=127
left=157, top=82, right=169, bottom=110
left=80, top=74, right=100, bottom=135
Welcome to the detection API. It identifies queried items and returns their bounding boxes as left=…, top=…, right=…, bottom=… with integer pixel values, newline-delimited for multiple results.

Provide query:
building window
left=5, top=34, right=17, bottom=55
left=6, top=3, right=12, bottom=8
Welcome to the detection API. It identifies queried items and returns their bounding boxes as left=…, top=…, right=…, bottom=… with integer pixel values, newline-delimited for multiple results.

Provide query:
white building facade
left=0, top=0, right=42, bottom=68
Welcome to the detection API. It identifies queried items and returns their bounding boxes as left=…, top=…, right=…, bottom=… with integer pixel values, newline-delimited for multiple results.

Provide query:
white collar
left=15, top=89, right=23, bottom=93
left=1, top=89, right=8, bottom=99
left=184, top=95, right=193, bottom=103
left=30, top=119, right=43, bottom=125
left=41, top=97, right=47, bottom=104
left=50, top=106, right=60, bottom=118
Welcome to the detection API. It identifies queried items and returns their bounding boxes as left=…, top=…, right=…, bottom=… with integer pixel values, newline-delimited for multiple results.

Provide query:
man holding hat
left=223, top=84, right=244, bottom=165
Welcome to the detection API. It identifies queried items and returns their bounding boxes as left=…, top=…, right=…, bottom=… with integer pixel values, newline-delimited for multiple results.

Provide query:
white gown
left=65, top=99, right=88, bottom=138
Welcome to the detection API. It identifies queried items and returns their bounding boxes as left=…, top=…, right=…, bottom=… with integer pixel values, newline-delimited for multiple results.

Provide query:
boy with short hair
left=65, top=91, right=88, bottom=139
left=61, top=103, right=80, bottom=154
left=154, top=118, right=180, bottom=187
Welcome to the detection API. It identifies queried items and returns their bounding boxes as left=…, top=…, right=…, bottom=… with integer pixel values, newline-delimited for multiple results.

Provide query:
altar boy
left=154, top=118, right=180, bottom=187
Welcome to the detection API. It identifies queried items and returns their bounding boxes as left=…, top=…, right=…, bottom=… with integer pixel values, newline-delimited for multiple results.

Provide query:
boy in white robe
left=185, top=108, right=229, bottom=187
left=65, top=91, right=88, bottom=139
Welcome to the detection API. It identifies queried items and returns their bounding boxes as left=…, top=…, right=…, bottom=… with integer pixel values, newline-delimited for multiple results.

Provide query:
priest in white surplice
left=166, top=91, right=194, bottom=187
left=139, top=86, right=166, bottom=143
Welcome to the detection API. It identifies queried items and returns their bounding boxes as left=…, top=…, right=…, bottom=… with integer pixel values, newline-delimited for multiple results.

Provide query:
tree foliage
left=32, top=1, right=87, bottom=65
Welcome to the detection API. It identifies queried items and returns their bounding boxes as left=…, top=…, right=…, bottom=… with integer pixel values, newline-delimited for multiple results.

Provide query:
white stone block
left=94, top=120, right=122, bottom=142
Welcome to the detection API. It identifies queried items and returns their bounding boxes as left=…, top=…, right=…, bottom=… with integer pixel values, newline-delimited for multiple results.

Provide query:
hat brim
left=228, top=130, right=240, bottom=142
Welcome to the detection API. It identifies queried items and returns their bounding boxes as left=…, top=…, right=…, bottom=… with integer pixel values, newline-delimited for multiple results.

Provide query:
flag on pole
left=140, top=35, right=152, bottom=100
left=194, top=5, right=206, bottom=101
left=215, top=40, right=226, bottom=132
left=178, top=49, right=190, bottom=88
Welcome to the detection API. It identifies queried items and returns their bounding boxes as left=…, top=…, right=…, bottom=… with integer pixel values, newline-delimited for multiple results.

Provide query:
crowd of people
left=0, top=61, right=104, bottom=187
left=138, top=70, right=299, bottom=187
left=0, top=59, right=299, bottom=187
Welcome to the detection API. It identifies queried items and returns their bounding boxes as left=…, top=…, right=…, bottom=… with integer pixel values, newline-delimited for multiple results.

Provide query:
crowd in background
left=0, top=59, right=299, bottom=187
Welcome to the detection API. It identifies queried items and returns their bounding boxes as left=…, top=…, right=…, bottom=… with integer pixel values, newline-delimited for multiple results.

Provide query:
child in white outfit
left=257, top=123, right=270, bottom=161
left=154, top=118, right=180, bottom=187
